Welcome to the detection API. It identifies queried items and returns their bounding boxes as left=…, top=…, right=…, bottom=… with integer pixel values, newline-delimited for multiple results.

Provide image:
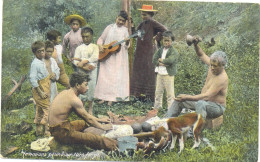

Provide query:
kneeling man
left=165, top=36, right=228, bottom=119
left=48, top=72, right=117, bottom=151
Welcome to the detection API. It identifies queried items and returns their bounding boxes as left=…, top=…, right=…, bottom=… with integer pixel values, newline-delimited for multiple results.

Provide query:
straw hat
left=138, top=5, right=158, bottom=12
left=64, top=14, right=87, bottom=27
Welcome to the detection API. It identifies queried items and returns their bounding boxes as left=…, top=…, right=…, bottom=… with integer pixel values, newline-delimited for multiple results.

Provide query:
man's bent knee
left=165, top=100, right=181, bottom=117
left=195, top=100, right=208, bottom=119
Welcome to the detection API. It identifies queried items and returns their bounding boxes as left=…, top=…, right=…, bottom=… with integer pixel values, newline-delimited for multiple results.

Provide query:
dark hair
left=70, top=18, right=82, bottom=25
left=162, top=31, right=175, bottom=41
left=81, top=27, right=93, bottom=35
left=31, top=41, right=45, bottom=54
left=118, top=10, right=128, bottom=20
left=145, top=11, right=154, bottom=17
left=46, top=30, right=61, bottom=41
left=45, top=41, right=54, bottom=50
left=69, top=72, right=90, bottom=87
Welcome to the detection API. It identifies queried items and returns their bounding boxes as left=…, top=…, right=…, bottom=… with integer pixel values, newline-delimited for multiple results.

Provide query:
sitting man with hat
left=62, top=14, right=87, bottom=71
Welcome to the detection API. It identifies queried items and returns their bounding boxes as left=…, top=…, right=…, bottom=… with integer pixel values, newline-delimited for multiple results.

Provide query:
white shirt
left=49, top=57, right=60, bottom=102
left=73, top=43, right=99, bottom=67
left=29, top=58, right=49, bottom=88
left=155, top=48, right=169, bottom=75
left=55, top=44, right=63, bottom=64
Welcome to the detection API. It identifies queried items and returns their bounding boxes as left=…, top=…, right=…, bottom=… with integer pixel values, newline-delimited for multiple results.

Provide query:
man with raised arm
left=48, top=72, right=117, bottom=151
left=165, top=36, right=228, bottom=119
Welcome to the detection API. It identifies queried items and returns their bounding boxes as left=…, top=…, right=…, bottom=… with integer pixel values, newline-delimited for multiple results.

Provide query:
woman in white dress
left=94, top=10, right=130, bottom=106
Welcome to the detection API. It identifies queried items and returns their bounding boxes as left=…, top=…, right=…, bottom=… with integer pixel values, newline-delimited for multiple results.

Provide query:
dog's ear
left=153, top=126, right=169, bottom=143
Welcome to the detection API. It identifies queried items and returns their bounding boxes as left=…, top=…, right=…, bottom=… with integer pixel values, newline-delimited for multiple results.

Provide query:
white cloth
left=49, top=58, right=60, bottom=102
left=55, top=44, right=63, bottom=64
left=145, top=116, right=169, bottom=131
left=155, top=48, right=169, bottom=75
left=94, top=24, right=130, bottom=101
left=74, top=43, right=99, bottom=101
left=104, top=125, right=133, bottom=139
left=73, top=43, right=99, bottom=66
left=30, top=137, right=54, bottom=152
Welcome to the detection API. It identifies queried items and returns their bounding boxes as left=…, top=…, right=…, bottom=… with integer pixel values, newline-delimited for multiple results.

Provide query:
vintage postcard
left=1, top=0, right=259, bottom=161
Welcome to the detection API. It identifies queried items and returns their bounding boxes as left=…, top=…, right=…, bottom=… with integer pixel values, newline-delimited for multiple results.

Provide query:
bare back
left=48, top=89, right=83, bottom=126
left=201, top=68, right=228, bottom=106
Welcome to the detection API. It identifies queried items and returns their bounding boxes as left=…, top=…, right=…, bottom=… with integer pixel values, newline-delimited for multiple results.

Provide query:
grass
left=1, top=96, right=258, bottom=161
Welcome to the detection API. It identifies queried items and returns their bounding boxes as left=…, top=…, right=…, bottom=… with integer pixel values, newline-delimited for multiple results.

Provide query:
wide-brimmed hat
left=64, top=14, right=87, bottom=26
left=138, top=5, right=158, bottom=12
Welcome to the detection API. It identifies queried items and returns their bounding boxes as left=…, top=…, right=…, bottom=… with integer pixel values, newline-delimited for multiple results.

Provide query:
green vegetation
left=1, top=0, right=259, bottom=161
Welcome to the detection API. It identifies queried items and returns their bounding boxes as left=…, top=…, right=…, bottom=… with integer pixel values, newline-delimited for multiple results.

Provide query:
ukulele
left=98, top=30, right=145, bottom=62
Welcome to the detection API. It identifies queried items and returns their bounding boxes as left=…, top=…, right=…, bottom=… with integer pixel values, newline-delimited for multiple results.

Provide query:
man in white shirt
left=73, top=27, right=99, bottom=115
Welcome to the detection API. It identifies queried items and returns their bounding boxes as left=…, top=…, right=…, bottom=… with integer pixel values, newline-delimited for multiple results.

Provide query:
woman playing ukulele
left=94, top=10, right=131, bottom=106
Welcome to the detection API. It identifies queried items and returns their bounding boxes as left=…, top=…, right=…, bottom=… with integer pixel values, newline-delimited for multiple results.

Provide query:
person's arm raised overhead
left=193, top=36, right=210, bottom=66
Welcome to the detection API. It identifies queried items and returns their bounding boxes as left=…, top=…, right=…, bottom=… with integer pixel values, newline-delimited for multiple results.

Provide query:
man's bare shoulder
left=69, top=94, right=83, bottom=109
left=219, top=70, right=228, bottom=80
left=56, top=89, right=78, bottom=101
left=56, top=89, right=83, bottom=109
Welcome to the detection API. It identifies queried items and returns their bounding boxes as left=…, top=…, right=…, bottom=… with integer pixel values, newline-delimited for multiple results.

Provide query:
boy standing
left=44, top=41, right=60, bottom=102
left=46, top=30, right=70, bottom=89
left=29, top=41, right=51, bottom=136
left=152, top=31, right=179, bottom=109
left=62, top=14, right=87, bottom=70
left=73, top=27, right=99, bottom=115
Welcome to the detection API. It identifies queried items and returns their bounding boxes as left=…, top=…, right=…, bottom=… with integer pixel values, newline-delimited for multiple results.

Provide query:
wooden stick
left=3, top=76, right=26, bottom=101
left=132, top=132, right=154, bottom=139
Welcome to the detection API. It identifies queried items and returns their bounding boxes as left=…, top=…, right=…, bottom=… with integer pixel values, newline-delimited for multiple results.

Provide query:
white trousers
left=154, top=74, right=175, bottom=109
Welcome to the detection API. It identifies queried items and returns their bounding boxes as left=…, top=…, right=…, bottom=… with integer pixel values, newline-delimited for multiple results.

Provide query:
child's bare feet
left=36, top=124, right=44, bottom=136
left=98, top=100, right=105, bottom=104
left=44, top=131, right=51, bottom=137
left=108, top=101, right=113, bottom=106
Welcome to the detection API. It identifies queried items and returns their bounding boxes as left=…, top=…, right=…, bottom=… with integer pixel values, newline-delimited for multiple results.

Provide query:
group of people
left=29, top=4, right=228, bottom=151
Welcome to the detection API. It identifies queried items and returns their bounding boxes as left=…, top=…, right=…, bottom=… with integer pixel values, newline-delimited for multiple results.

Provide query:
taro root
left=131, top=123, right=142, bottom=134
left=142, top=122, right=152, bottom=132
left=186, top=34, right=202, bottom=46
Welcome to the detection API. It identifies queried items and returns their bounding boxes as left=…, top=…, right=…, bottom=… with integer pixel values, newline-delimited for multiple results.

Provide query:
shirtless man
left=165, top=36, right=228, bottom=119
left=48, top=72, right=117, bottom=151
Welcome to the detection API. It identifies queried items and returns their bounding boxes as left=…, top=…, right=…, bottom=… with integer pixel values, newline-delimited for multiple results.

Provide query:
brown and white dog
left=133, top=112, right=205, bottom=154
left=166, top=112, right=205, bottom=153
